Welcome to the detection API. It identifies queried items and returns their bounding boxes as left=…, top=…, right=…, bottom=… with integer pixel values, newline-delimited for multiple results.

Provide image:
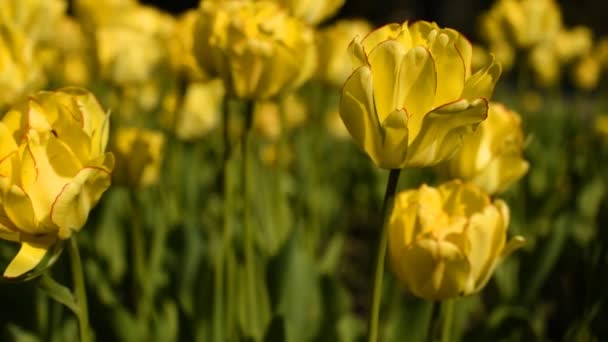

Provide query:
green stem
left=130, top=193, right=148, bottom=334
left=368, top=169, right=401, bottom=342
left=440, top=300, right=455, bottom=342
left=213, top=96, right=232, bottom=342
left=68, top=236, right=91, bottom=342
left=242, top=101, right=257, bottom=330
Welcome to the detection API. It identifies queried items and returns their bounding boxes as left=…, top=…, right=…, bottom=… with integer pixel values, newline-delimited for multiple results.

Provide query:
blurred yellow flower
left=528, top=42, right=560, bottom=86
left=254, top=100, right=282, bottom=141
left=554, top=26, right=593, bottom=63
left=94, top=5, right=174, bottom=85
left=316, top=19, right=373, bottom=87
left=0, top=24, right=45, bottom=109
left=481, top=0, right=562, bottom=49
left=0, top=0, right=66, bottom=45
left=194, top=0, right=317, bottom=99
left=340, top=21, right=501, bottom=169
left=43, top=17, right=93, bottom=86
left=572, top=54, right=601, bottom=91
left=173, top=80, right=225, bottom=141
left=170, top=9, right=208, bottom=81
left=388, top=180, right=525, bottom=300
left=0, top=88, right=114, bottom=278
left=281, top=92, right=308, bottom=129
left=111, top=127, right=165, bottom=189
left=265, top=0, right=345, bottom=25
left=442, top=102, right=529, bottom=194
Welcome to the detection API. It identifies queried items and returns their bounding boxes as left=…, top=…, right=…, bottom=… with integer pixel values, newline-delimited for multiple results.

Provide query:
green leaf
left=37, top=274, right=78, bottom=315
left=268, top=236, right=322, bottom=342
left=237, top=257, right=271, bottom=341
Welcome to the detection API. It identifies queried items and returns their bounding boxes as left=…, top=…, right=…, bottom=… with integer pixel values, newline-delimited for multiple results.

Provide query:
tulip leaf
left=268, top=236, right=322, bottom=342
left=237, top=257, right=271, bottom=340
left=37, top=273, right=78, bottom=315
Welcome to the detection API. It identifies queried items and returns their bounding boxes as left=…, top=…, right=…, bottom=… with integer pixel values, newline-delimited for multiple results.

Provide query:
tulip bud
left=0, top=88, right=114, bottom=278
left=388, top=180, right=525, bottom=300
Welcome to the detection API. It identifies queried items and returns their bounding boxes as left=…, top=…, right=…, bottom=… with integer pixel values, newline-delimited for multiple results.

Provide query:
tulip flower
left=340, top=21, right=501, bottom=169
left=441, top=102, right=529, bottom=194
left=193, top=0, right=317, bottom=100
left=388, top=180, right=525, bottom=300
left=111, top=127, right=165, bottom=189
left=0, top=88, right=114, bottom=278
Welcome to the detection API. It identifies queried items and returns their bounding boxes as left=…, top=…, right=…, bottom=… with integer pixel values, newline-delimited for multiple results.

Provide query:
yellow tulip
left=0, top=0, right=66, bottom=45
left=0, top=88, right=114, bottom=278
left=572, top=54, right=601, bottom=91
left=43, top=17, right=93, bottom=86
left=528, top=42, right=561, bottom=86
left=173, top=80, right=225, bottom=141
left=111, top=127, right=165, bottom=189
left=94, top=5, right=174, bottom=85
left=388, top=180, right=525, bottom=300
left=193, top=0, right=317, bottom=99
left=441, top=102, right=529, bottom=194
left=554, top=26, right=592, bottom=63
left=316, top=19, right=373, bottom=87
left=0, top=23, right=45, bottom=109
left=170, top=10, right=208, bottom=81
left=481, top=0, right=562, bottom=49
left=340, top=21, right=501, bottom=169
left=264, top=0, right=345, bottom=25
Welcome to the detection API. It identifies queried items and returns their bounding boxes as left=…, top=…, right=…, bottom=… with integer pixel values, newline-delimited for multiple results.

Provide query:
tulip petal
left=0, top=122, right=18, bottom=181
left=361, top=23, right=402, bottom=54
left=399, top=238, right=470, bottom=300
left=377, top=109, right=409, bottom=168
left=340, top=66, right=381, bottom=161
left=0, top=208, right=19, bottom=242
left=368, top=40, right=408, bottom=122
left=408, top=21, right=437, bottom=46
left=464, top=204, right=506, bottom=293
left=405, top=98, right=488, bottom=167
left=474, top=155, right=529, bottom=194
left=462, top=57, right=501, bottom=100
left=400, top=46, right=437, bottom=141
left=50, top=154, right=113, bottom=237
left=501, top=235, right=526, bottom=258
left=52, top=103, right=92, bottom=163
left=3, top=241, right=50, bottom=278
left=348, top=38, right=368, bottom=69
left=4, top=185, right=40, bottom=235
left=428, top=32, right=466, bottom=107
left=443, top=28, right=473, bottom=78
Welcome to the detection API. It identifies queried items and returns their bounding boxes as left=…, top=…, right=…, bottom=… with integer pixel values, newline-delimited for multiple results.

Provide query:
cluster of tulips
left=0, top=0, right=606, bottom=341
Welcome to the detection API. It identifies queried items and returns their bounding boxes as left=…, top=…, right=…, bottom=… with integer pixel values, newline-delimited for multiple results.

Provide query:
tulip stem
left=68, top=236, right=91, bottom=342
left=368, top=168, right=401, bottom=342
left=242, top=100, right=258, bottom=334
left=440, top=299, right=455, bottom=342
